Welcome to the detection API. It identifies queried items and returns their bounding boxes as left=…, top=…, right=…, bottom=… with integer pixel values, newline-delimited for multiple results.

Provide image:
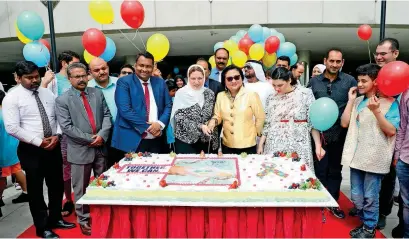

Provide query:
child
left=340, top=63, right=400, bottom=238
left=166, top=80, right=177, bottom=152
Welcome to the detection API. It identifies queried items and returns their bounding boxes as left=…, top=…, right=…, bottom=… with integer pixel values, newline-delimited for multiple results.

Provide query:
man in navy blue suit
left=111, top=52, right=172, bottom=156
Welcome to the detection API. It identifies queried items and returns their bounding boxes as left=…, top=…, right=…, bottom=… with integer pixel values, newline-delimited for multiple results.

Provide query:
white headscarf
left=314, top=64, right=326, bottom=74
left=244, top=62, right=266, bottom=83
left=170, top=64, right=206, bottom=129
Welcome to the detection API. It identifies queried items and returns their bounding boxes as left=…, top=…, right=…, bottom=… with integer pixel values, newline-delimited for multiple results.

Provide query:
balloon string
left=367, top=40, right=372, bottom=63
left=137, top=30, right=146, bottom=50
left=118, top=29, right=142, bottom=52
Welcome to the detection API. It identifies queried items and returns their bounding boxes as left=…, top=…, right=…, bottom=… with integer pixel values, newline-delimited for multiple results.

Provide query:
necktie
left=33, top=91, right=53, bottom=138
left=142, top=83, right=150, bottom=138
left=80, top=92, right=97, bottom=134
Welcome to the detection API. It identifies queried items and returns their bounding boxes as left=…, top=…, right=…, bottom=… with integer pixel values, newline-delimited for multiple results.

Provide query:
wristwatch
left=56, top=134, right=62, bottom=141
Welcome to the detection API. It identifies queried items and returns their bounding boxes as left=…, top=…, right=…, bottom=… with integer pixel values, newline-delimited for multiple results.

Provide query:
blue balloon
left=262, top=27, right=272, bottom=41
left=276, top=42, right=297, bottom=57
left=17, top=11, right=45, bottom=40
left=236, top=30, right=247, bottom=39
left=100, top=37, right=116, bottom=62
left=174, top=67, right=179, bottom=74
left=290, top=53, right=298, bottom=66
left=248, top=24, right=263, bottom=42
left=23, top=41, right=50, bottom=67
left=309, top=97, right=339, bottom=131
left=270, top=28, right=278, bottom=35
left=230, top=35, right=240, bottom=44
left=272, top=32, right=286, bottom=44
left=214, top=42, right=224, bottom=52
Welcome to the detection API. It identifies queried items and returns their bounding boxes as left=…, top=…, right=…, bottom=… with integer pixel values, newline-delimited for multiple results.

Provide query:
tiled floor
left=0, top=167, right=401, bottom=238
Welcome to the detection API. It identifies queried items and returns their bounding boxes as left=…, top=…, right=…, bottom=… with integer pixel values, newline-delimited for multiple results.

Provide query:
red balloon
left=120, top=0, right=145, bottom=29
left=238, top=38, right=254, bottom=55
left=357, top=24, right=372, bottom=41
left=377, top=61, right=409, bottom=96
left=39, top=39, right=50, bottom=51
left=265, top=36, right=280, bottom=54
left=244, top=33, right=250, bottom=39
left=82, top=28, right=106, bottom=56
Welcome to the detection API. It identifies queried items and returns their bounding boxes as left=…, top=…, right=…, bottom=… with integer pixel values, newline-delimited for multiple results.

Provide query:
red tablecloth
left=90, top=205, right=323, bottom=238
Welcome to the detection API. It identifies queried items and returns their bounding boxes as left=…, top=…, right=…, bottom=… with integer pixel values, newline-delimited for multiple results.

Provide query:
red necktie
left=81, top=92, right=97, bottom=134
left=142, top=83, right=150, bottom=138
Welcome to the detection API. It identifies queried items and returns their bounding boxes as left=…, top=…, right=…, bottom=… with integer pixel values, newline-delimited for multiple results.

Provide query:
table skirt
left=90, top=205, right=323, bottom=238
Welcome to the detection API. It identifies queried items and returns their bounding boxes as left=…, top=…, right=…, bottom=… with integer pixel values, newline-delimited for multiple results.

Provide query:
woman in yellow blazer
left=206, top=65, right=265, bottom=154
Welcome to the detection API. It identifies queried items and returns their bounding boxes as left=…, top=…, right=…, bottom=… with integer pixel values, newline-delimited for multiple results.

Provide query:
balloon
left=100, top=37, right=116, bottom=62
left=277, top=42, right=296, bottom=57
left=248, top=24, right=263, bottom=42
left=238, top=38, right=254, bottom=55
left=256, top=41, right=265, bottom=49
left=357, top=24, right=372, bottom=41
left=231, top=50, right=247, bottom=68
left=377, top=61, right=409, bottom=96
left=120, top=0, right=145, bottom=29
left=84, top=50, right=96, bottom=64
left=223, top=40, right=238, bottom=54
left=17, top=11, right=45, bottom=40
left=23, top=41, right=50, bottom=67
left=89, top=0, right=114, bottom=24
left=265, top=36, right=280, bottom=54
left=174, top=67, right=179, bottom=74
left=82, top=28, right=106, bottom=56
left=15, top=22, right=32, bottom=44
left=290, top=53, right=298, bottom=66
left=39, top=39, right=50, bottom=51
left=236, top=30, right=247, bottom=39
left=262, top=52, right=277, bottom=68
left=273, top=32, right=286, bottom=44
left=230, top=35, right=240, bottom=44
left=270, top=28, right=277, bottom=35
left=209, top=55, right=216, bottom=68
left=249, top=43, right=264, bottom=60
left=309, top=97, right=339, bottom=131
left=213, top=42, right=224, bottom=52
left=262, top=27, right=272, bottom=41
left=146, top=33, right=170, bottom=61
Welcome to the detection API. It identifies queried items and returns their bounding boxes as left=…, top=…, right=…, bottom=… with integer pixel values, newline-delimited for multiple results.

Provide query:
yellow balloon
left=209, top=55, right=216, bottom=69
left=147, top=33, right=170, bottom=62
left=15, top=22, right=32, bottom=44
left=84, top=50, right=96, bottom=64
left=227, top=57, right=232, bottom=66
left=89, top=0, right=114, bottom=24
left=249, top=44, right=265, bottom=60
left=223, top=40, right=238, bottom=54
left=262, top=52, right=277, bottom=68
left=231, top=51, right=247, bottom=68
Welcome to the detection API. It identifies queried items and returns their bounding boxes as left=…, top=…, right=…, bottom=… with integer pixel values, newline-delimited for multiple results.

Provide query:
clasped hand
left=89, top=135, right=104, bottom=147
left=40, top=136, right=59, bottom=150
left=147, top=122, right=161, bottom=137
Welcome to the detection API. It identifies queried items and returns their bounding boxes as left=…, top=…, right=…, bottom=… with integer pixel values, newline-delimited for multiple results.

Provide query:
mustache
left=78, top=81, right=87, bottom=85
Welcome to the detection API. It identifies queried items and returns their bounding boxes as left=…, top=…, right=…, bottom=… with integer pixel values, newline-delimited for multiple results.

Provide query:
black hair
left=166, top=80, right=178, bottom=91
left=15, top=61, right=39, bottom=77
left=378, top=37, right=400, bottom=51
left=220, top=65, right=244, bottom=91
left=135, top=52, right=155, bottom=65
left=174, top=75, right=186, bottom=87
left=277, top=56, right=290, bottom=66
left=0, top=90, right=5, bottom=105
left=196, top=57, right=212, bottom=72
left=120, top=64, right=135, bottom=73
left=325, top=48, right=343, bottom=59
left=215, top=48, right=230, bottom=58
left=58, top=50, right=80, bottom=67
left=356, top=63, right=381, bottom=81
left=271, top=67, right=297, bottom=86
left=290, top=62, right=304, bottom=70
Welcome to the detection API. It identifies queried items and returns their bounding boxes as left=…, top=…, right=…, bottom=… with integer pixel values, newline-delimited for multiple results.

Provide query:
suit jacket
left=55, top=87, right=112, bottom=165
left=208, top=78, right=224, bottom=99
left=111, top=74, right=173, bottom=152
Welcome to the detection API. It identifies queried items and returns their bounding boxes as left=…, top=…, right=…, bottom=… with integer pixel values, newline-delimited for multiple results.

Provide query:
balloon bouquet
left=210, top=24, right=297, bottom=69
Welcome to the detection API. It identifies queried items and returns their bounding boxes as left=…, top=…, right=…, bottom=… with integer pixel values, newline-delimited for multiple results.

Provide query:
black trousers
left=17, top=142, right=64, bottom=233
left=379, top=164, right=396, bottom=216
left=313, top=141, right=344, bottom=201
left=137, top=136, right=166, bottom=154
left=175, top=138, right=209, bottom=154
left=221, top=144, right=257, bottom=155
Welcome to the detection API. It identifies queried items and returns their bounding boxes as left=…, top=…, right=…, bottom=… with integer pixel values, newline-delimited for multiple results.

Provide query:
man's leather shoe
left=80, top=223, right=91, bottom=236
left=49, top=220, right=76, bottom=229
left=36, top=230, right=59, bottom=238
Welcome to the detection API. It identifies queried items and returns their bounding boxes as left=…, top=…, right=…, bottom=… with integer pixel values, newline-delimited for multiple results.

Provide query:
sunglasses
left=121, top=71, right=134, bottom=75
left=327, top=83, right=332, bottom=95
left=226, top=75, right=241, bottom=82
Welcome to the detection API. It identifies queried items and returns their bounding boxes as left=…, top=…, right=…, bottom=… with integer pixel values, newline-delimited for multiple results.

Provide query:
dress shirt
left=209, top=68, right=222, bottom=82
left=139, top=79, right=165, bottom=139
left=2, top=85, right=61, bottom=147
left=244, top=81, right=274, bottom=110
left=88, top=76, right=118, bottom=122
left=395, top=89, right=409, bottom=164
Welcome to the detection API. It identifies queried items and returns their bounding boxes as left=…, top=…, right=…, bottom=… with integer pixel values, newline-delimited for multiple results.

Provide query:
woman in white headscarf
left=312, top=64, right=326, bottom=77
left=170, top=64, right=219, bottom=154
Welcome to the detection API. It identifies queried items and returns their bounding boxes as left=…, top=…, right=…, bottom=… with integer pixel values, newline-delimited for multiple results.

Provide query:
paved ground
left=0, top=167, right=400, bottom=238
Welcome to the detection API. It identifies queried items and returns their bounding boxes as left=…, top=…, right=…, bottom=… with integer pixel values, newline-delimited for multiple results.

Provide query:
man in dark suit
left=55, top=62, right=112, bottom=236
left=111, top=52, right=172, bottom=155
left=196, top=58, right=224, bottom=97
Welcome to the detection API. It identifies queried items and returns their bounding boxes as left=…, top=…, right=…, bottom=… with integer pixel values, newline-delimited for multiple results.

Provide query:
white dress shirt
left=2, top=85, right=62, bottom=147
left=245, top=81, right=274, bottom=110
left=139, top=79, right=165, bottom=139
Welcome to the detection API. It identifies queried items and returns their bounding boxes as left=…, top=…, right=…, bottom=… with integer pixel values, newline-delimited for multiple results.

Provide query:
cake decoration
left=300, top=164, right=306, bottom=171
left=240, top=152, right=248, bottom=158
left=272, top=151, right=300, bottom=162
left=228, top=180, right=238, bottom=189
left=169, top=151, right=176, bottom=157
left=159, top=179, right=168, bottom=187
left=288, top=177, right=322, bottom=190
left=217, top=151, right=223, bottom=157
left=256, top=163, right=289, bottom=179
left=200, top=150, right=206, bottom=158
left=113, top=162, right=120, bottom=169
left=124, top=152, right=134, bottom=161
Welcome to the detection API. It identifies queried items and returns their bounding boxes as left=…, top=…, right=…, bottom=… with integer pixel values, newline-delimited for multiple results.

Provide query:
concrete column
left=298, top=50, right=311, bottom=86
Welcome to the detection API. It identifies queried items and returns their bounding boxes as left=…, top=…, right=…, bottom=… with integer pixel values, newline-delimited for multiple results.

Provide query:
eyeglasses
left=327, top=83, right=332, bottom=95
left=70, top=75, right=88, bottom=80
left=226, top=75, right=241, bottom=82
left=121, top=71, right=133, bottom=75
left=243, top=65, right=252, bottom=70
